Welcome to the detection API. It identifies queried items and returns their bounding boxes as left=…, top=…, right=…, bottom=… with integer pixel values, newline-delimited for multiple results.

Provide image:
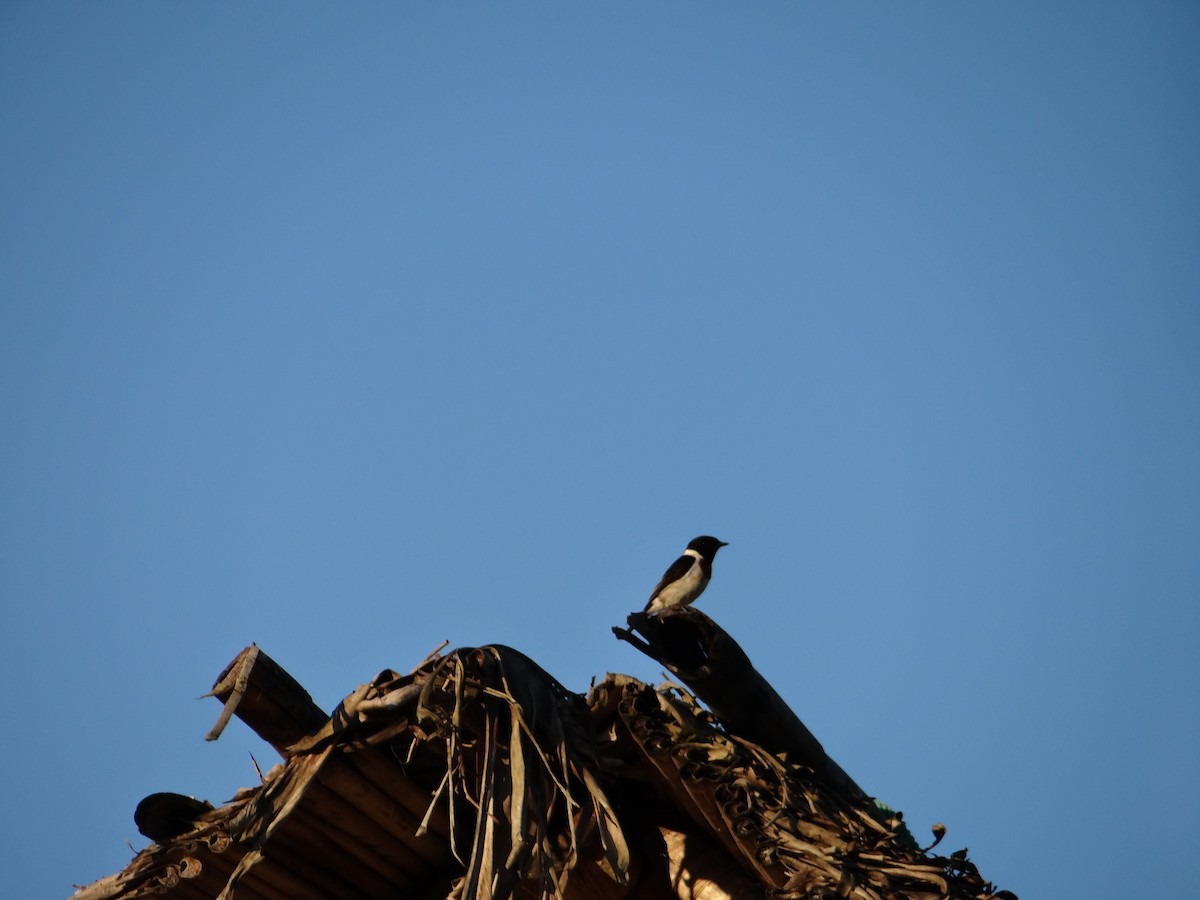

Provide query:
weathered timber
left=204, top=645, right=327, bottom=754
left=134, top=793, right=215, bottom=842
left=74, top=640, right=1015, bottom=900
left=614, top=606, right=869, bottom=803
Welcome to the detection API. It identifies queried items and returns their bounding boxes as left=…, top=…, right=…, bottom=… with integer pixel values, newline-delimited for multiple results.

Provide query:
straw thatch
left=69, top=609, right=1014, bottom=900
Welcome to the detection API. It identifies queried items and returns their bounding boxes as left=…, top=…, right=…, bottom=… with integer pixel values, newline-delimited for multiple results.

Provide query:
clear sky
left=2, top=4, right=1197, bottom=898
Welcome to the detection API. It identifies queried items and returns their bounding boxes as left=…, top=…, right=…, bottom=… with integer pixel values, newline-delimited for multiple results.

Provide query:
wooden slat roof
left=70, top=616, right=1015, bottom=900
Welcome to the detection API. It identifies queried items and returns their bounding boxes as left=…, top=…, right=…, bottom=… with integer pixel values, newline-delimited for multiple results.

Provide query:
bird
left=644, top=535, right=728, bottom=613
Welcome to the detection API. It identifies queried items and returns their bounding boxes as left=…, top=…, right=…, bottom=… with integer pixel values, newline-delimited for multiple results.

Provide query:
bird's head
left=687, top=535, right=728, bottom=559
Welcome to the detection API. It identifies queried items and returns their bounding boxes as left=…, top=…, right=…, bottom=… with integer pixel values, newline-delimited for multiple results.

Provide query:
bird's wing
left=646, top=554, right=693, bottom=605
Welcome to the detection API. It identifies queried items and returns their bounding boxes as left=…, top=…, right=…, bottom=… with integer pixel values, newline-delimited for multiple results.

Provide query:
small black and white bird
left=644, top=535, right=728, bottom=613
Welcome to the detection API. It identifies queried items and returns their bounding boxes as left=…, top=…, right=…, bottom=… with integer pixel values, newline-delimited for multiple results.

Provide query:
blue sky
left=2, top=4, right=1197, bottom=898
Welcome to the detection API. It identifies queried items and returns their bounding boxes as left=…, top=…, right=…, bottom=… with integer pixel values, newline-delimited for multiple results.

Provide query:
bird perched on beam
left=644, top=535, right=728, bottom=613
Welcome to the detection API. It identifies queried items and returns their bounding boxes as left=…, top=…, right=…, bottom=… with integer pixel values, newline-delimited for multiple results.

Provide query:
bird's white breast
left=647, top=551, right=705, bottom=611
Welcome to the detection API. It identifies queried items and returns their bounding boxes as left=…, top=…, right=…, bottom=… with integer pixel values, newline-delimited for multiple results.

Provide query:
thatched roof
left=70, top=610, right=1014, bottom=900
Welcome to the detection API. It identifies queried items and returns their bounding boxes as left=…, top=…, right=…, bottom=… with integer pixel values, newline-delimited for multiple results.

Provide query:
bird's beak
left=719, top=541, right=729, bottom=547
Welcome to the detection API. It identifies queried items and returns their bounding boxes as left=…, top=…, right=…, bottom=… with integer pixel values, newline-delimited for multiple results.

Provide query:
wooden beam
left=614, top=608, right=868, bottom=804
left=204, top=645, right=328, bottom=755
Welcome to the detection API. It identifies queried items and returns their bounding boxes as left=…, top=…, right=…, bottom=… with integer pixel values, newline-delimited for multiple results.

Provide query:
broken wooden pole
left=204, top=645, right=328, bottom=756
left=614, top=607, right=869, bottom=804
